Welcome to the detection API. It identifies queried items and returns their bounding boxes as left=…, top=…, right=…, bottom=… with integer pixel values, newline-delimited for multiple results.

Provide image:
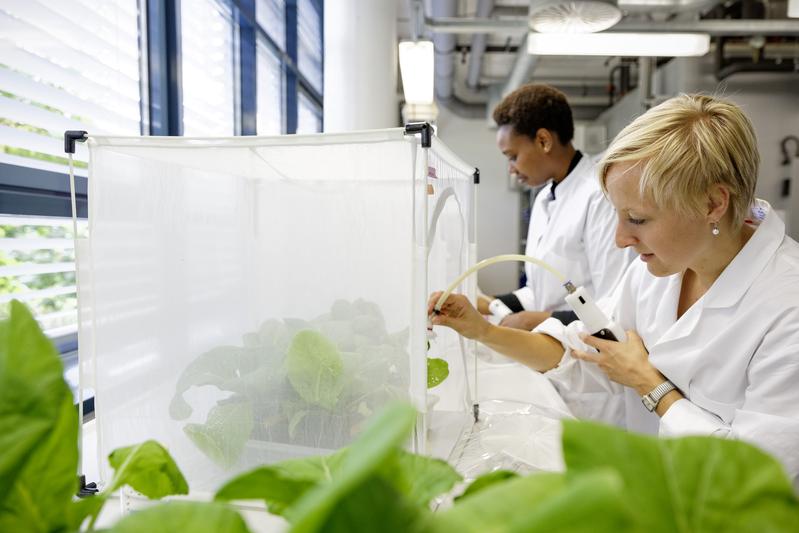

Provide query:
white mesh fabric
left=80, top=130, right=476, bottom=493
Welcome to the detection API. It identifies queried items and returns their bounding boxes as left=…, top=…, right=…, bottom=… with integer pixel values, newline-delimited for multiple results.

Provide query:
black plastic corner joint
left=473, top=168, right=480, bottom=184
left=64, top=130, right=88, bottom=154
left=404, top=122, right=432, bottom=148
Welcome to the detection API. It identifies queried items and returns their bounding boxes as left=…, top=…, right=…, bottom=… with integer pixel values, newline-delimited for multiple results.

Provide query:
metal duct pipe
left=502, top=34, right=539, bottom=96
left=426, top=17, right=799, bottom=36
left=466, top=0, right=494, bottom=90
left=430, top=0, right=458, bottom=100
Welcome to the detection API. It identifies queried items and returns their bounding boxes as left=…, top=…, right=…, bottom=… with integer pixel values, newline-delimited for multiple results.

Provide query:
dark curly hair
left=492, top=84, right=574, bottom=145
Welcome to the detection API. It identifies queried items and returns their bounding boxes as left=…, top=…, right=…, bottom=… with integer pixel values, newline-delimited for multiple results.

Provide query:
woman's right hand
left=427, top=292, right=492, bottom=341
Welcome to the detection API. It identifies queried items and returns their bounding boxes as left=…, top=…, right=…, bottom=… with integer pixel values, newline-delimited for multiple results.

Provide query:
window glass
left=256, top=0, right=285, bottom=49
left=256, top=38, right=283, bottom=135
left=181, top=0, right=236, bottom=136
left=297, top=0, right=322, bottom=95
left=0, top=0, right=141, bottom=173
left=296, top=89, right=321, bottom=134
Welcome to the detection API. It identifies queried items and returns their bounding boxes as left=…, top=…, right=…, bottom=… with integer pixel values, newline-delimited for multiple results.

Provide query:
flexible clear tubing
left=433, top=254, right=566, bottom=312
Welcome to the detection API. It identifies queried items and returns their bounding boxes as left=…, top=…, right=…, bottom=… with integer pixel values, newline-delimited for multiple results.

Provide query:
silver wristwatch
left=641, top=380, right=676, bottom=412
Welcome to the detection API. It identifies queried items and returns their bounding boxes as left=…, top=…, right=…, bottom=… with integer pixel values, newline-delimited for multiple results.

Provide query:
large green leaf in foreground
left=109, top=501, right=251, bottom=533
left=562, top=419, right=799, bottom=533
left=431, top=469, right=630, bottom=533
left=287, top=402, right=417, bottom=532
left=0, top=301, right=78, bottom=533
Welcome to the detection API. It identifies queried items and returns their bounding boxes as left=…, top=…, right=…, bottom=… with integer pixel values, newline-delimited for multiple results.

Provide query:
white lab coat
left=514, top=153, right=635, bottom=312
left=535, top=200, right=799, bottom=484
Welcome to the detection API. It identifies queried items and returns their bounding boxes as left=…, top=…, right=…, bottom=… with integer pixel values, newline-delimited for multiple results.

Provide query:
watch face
left=641, top=395, right=656, bottom=411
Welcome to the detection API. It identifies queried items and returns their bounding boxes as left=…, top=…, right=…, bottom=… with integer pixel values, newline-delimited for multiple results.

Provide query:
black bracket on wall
left=473, top=168, right=480, bottom=184
left=64, top=131, right=88, bottom=154
left=404, top=122, right=432, bottom=148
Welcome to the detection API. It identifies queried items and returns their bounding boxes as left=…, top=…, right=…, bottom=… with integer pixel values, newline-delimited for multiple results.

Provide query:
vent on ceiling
left=529, top=0, right=623, bottom=33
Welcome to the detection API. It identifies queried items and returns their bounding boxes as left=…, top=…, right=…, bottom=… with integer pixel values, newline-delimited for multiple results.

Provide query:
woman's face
left=495, top=125, right=552, bottom=188
left=605, top=161, right=712, bottom=277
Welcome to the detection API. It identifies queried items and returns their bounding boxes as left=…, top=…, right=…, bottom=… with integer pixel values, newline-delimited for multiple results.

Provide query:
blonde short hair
left=598, top=94, right=759, bottom=228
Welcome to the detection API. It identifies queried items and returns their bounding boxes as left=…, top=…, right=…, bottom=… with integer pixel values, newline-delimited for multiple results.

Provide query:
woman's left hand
left=572, top=330, right=664, bottom=394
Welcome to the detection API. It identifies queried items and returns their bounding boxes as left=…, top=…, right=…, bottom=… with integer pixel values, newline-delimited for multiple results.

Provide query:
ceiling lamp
left=527, top=32, right=711, bottom=56
left=529, top=0, right=623, bottom=33
left=398, top=40, right=434, bottom=104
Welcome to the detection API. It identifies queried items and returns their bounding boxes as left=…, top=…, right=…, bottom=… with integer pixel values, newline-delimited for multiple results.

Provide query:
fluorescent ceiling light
left=789, top=0, right=799, bottom=18
left=399, top=40, right=434, bottom=105
left=527, top=32, right=710, bottom=56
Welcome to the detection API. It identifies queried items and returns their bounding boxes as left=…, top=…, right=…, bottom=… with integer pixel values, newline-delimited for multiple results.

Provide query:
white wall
left=435, top=105, right=522, bottom=295
left=597, top=58, right=799, bottom=220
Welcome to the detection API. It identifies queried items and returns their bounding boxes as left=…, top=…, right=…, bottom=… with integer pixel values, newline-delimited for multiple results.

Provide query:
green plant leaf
left=67, top=495, right=106, bottom=532
left=106, top=440, right=189, bottom=498
left=285, top=330, right=345, bottom=409
left=455, top=470, right=519, bottom=502
left=214, top=450, right=346, bottom=516
left=0, top=393, right=78, bottom=533
left=432, top=469, right=630, bottom=533
left=0, top=301, right=71, bottom=503
left=426, top=358, right=448, bottom=389
left=184, top=401, right=254, bottom=469
left=287, top=402, right=417, bottom=532
left=562, top=419, right=799, bottom=533
left=0, top=300, right=78, bottom=532
left=309, top=475, right=429, bottom=533
left=108, top=501, right=251, bottom=533
left=381, top=450, right=462, bottom=507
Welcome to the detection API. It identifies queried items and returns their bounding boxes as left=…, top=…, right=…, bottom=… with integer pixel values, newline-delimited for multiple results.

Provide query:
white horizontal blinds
left=0, top=0, right=141, bottom=174
left=296, top=89, right=321, bottom=133
left=181, top=0, right=236, bottom=136
left=256, top=0, right=285, bottom=49
left=297, top=0, right=322, bottom=94
left=0, top=215, right=87, bottom=337
left=256, top=37, right=283, bottom=134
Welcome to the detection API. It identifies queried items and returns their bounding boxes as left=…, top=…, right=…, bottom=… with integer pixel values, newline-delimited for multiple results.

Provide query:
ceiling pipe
left=501, top=34, right=539, bottom=97
left=466, top=0, right=494, bottom=90
left=425, top=17, right=799, bottom=36
left=429, top=0, right=458, bottom=101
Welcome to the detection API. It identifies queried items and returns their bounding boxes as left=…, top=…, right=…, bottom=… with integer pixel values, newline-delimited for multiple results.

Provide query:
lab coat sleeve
left=659, top=325, right=799, bottom=485
left=583, top=190, right=635, bottom=299
left=512, top=285, right=537, bottom=311
left=535, top=308, right=626, bottom=426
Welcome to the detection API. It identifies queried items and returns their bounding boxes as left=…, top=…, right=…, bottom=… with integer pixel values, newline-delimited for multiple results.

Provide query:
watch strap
left=641, top=380, right=676, bottom=411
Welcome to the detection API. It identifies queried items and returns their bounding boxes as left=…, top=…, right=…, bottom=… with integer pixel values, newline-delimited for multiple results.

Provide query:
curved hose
left=433, top=254, right=566, bottom=312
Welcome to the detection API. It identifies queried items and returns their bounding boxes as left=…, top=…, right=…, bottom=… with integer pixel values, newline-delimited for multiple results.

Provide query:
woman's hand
left=428, top=292, right=491, bottom=341
left=572, top=330, right=665, bottom=394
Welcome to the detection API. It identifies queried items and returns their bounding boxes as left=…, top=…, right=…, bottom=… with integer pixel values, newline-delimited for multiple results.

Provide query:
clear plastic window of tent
left=181, top=0, right=236, bottom=136
left=297, top=0, right=322, bottom=95
left=256, top=37, right=284, bottom=135
left=256, top=0, right=285, bottom=50
left=296, top=89, right=321, bottom=134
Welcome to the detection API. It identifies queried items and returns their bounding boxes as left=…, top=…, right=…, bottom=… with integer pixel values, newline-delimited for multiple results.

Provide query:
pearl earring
left=711, top=222, right=720, bottom=236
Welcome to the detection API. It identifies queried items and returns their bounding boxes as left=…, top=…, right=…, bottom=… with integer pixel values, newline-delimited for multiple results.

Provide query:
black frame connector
left=473, top=168, right=480, bottom=184
left=64, top=130, right=88, bottom=154
left=404, top=122, right=432, bottom=148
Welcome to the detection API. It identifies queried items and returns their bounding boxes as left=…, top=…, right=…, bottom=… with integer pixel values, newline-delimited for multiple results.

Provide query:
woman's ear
left=707, top=184, right=730, bottom=222
left=535, top=128, right=553, bottom=153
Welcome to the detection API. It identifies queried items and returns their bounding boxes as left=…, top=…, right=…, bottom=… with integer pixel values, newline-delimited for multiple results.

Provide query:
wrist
left=476, top=321, right=497, bottom=343
left=634, top=367, right=667, bottom=396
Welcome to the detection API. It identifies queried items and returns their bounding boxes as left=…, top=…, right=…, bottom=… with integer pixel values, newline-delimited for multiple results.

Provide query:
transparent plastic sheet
left=431, top=399, right=573, bottom=509
left=80, top=129, right=476, bottom=493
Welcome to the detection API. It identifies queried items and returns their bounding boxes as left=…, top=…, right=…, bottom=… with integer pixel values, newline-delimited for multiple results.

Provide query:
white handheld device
left=563, top=282, right=626, bottom=342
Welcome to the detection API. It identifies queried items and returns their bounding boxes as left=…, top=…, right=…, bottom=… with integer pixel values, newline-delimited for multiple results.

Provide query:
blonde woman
left=429, top=94, right=799, bottom=484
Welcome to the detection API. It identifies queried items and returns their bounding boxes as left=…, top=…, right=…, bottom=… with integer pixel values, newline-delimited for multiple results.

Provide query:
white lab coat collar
left=704, top=199, right=783, bottom=309
left=654, top=200, right=783, bottom=346
left=544, top=152, right=594, bottom=201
